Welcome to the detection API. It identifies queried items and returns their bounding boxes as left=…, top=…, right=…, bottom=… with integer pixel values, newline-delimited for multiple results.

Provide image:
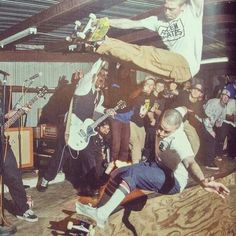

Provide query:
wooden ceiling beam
left=0, top=0, right=126, bottom=41
left=0, top=50, right=99, bottom=62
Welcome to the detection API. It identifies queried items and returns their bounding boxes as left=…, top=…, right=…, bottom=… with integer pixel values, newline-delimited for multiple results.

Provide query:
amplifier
left=34, top=139, right=57, bottom=155
left=33, top=124, right=57, bottom=140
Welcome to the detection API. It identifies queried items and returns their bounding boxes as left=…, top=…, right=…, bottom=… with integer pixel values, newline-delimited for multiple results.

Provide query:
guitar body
left=67, top=114, right=97, bottom=151
left=67, top=100, right=126, bottom=151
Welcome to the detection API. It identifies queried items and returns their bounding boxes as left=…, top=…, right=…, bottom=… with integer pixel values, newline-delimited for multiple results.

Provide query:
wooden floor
left=2, top=157, right=236, bottom=236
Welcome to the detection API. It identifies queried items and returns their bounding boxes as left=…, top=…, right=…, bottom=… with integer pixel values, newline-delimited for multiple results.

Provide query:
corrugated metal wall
left=0, top=61, right=93, bottom=127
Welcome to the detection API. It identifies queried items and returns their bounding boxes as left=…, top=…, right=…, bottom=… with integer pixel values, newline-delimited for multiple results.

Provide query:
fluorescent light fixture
left=0, top=27, right=37, bottom=48
left=201, top=57, right=229, bottom=65
left=16, top=44, right=44, bottom=50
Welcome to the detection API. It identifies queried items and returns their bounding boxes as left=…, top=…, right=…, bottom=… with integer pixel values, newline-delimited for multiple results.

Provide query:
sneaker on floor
left=76, top=202, right=96, bottom=215
left=36, top=177, right=49, bottom=192
left=16, top=209, right=38, bottom=222
left=215, top=156, right=223, bottom=161
left=205, top=163, right=219, bottom=170
left=75, top=202, right=107, bottom=229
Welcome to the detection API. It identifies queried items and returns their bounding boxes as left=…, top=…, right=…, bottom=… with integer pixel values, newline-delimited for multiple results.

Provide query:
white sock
left=97, top=188, right=126, bottom=219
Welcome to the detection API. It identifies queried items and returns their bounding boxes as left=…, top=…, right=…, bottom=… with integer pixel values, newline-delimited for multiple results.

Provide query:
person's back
left=39, top=83, right=76, bottom=125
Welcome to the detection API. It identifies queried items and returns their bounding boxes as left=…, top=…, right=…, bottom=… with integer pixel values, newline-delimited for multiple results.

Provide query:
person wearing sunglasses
left=75, top=107, right=230, bottom=229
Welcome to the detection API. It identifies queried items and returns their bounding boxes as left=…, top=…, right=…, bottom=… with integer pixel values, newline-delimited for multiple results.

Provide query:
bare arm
left=182, top=157, right=230, bottom=199
left=190, top=0, right=204, bottom=17
left=108, top=17, right=159, bottom=31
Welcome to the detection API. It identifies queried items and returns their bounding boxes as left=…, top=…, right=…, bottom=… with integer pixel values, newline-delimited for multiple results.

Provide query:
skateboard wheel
left=89, top=13, right=96, bottom=20
left=67, top=221, right=73, bottom=230
left=66, top=36, right=72, bottom=42
left=77, top=32, right=86, bottom=39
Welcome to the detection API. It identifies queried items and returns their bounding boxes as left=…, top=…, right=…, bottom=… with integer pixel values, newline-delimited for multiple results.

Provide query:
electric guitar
left=68, top=100, right=126, bottom=151
left=4, top=86, right=48, bottom=130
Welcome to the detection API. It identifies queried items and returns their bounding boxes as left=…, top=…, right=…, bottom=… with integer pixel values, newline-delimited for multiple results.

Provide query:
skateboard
left=66, top=13, right=109, bottom=47
left=67, top=214, right=96, bottom=236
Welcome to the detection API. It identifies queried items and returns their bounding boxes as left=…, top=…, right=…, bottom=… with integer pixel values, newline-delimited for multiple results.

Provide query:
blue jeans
left=111, top=161, right=181, bottom=194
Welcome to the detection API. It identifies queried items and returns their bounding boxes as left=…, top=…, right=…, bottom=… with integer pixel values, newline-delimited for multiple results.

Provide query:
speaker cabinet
left=5, top=127, right=33, bottom=169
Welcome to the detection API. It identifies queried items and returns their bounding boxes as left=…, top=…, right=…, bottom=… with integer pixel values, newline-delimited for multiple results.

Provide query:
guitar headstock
left=36, top=85, right=48, bottom=97
left=115, top=100, right=126, bottom=110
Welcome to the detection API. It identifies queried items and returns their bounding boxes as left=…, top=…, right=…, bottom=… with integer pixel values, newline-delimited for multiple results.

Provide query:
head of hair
left=162, top=109, right=183, bottom=129
left=166, top=0, right=186, bottom=6
left=155, top=78, right=166, bottom=85
left=191, top=77, right=205, bottom=93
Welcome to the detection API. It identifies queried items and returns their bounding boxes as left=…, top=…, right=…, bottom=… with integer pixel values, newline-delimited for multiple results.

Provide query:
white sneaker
left=76, top=202, right=96, bottom=215
left=75, top=202, right=107, bottom=229
left=16, top=209, right=38, bottom=222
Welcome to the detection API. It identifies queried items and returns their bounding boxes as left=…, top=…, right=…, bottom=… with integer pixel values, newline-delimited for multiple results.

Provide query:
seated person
left=65, top=120, right=112, bottom=196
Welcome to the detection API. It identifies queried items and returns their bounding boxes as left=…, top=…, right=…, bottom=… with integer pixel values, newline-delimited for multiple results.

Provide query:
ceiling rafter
left=0, top=0, right=126, bottom=41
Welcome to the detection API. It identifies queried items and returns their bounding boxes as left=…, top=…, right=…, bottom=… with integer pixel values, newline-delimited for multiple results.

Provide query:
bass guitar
left=4, top=86, right=48, bottom=130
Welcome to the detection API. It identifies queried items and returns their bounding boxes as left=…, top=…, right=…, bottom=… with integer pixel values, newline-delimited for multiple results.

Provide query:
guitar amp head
left=33, top=124, right=58, bottom=140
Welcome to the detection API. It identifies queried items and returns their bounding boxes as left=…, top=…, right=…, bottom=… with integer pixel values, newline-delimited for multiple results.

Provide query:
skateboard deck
left=66, top=13, right=109, bottom=45
left=67, top=214, right=96, bottom=236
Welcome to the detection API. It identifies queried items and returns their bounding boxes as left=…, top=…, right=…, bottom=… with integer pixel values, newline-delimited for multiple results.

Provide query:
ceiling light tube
left=0, top=27, right=37, bottom=48
left=201, top=57, right=229, bottom=64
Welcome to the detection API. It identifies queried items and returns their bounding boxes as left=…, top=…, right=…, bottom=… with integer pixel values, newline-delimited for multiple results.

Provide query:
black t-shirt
left=168, top=90, right=206, bottom=129
left=131, top=93, right=155, bottom=127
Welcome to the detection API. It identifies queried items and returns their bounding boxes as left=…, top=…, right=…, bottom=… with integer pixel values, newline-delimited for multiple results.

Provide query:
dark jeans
left=40, top=125, right=68, bottom=181
left=195, top=123, right=216, bottom=166
left=3, top=147, right=28, bottom=215
left=143, top=126, right=156, bottom=161
left=215, top=123, right=236, bottom=157
left=110, top=119, right=130, bottom=161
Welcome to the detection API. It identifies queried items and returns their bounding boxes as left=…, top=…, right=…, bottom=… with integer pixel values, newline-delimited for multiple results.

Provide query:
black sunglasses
left=156, top=126, right=173, bottom=135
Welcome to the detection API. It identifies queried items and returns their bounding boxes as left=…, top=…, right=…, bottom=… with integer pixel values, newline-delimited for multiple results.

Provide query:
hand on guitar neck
left=104, top=108, right=116, bottom=117
left=4, top=105, right=31, bottom=119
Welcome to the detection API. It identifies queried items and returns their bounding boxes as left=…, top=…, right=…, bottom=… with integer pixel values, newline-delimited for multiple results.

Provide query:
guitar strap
left=64, top=97, right=74, bottom=144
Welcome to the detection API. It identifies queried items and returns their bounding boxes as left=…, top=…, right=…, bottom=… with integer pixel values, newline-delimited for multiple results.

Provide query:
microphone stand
left=0, top=71, right=17, bottom=235
left=15, top=80, right=33, bottom=189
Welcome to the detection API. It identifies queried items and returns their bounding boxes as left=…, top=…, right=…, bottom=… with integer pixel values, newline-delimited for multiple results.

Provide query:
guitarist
left=36, top=71, right=81, bottom=192
left=0, top=89, right=38, bottom=223
left=37, top=59, right=115, bottom=192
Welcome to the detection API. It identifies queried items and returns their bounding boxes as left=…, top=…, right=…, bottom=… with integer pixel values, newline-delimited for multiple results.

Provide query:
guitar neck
left=91, top=113, right=109, bottom=129
left=4, top=95, right=39, bottom=130
left=90, top=101, right=125, bottom=130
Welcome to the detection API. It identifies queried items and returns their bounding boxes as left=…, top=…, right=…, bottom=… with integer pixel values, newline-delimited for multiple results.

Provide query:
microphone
left=24, top=72, right=42, bottom=82
left=0, top=70, right=10, bottom=76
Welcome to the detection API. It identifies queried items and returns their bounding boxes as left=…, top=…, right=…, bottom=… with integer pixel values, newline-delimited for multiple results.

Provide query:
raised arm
left=109, top=18, right=146, bottom=29
left=109, top=16, right=158, bottom=31
left=190, top=0, right=204, bottom=17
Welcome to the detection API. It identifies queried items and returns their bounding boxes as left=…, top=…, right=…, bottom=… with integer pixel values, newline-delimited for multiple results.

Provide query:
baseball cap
left=221, top=89, right=231, bottom=97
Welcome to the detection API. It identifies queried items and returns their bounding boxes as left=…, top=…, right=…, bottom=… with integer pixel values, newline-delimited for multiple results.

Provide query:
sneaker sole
left=16, top=215, right=39, bottom=223
left=75, top=204, right=105, bottom=229
left=205, top=166, right=219, bottom=170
